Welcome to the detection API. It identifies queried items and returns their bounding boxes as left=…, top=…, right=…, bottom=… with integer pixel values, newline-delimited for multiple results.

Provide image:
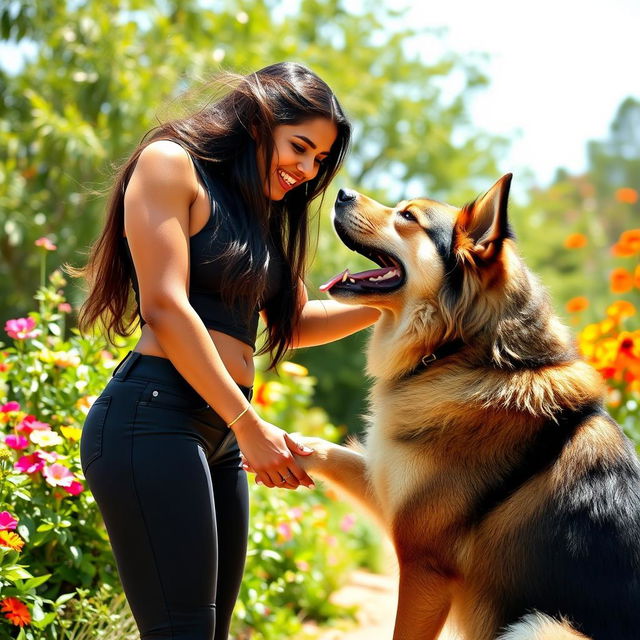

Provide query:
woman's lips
left=276, top=169, right=300, bottom=192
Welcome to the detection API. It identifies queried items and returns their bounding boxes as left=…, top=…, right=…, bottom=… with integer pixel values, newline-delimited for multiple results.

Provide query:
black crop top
left=123, top=148, right=285, bottom=350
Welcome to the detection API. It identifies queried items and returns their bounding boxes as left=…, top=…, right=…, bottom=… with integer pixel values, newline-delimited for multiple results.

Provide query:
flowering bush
left=0, top=240, right=126, bottom=638
left=566, top=226, right=640, bottom=446
left=0, top=240, right=380, bottom=638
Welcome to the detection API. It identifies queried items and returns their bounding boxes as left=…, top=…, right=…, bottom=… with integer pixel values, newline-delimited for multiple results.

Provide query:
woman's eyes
left=399, top=210, right=418, bottom=222
left=291, top=142, right=327, bottom=166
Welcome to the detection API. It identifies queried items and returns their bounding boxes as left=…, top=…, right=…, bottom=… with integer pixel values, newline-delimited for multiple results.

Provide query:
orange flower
left=563, top=233, right=587, bottom=249
left=606, top=300, right=636, bottom=321
left=0, top=530, right=25, bottom=552
left=615, top=187, right=639, bottom=204
left=612, top=229, right=640, bottom=256
left=566, top=297, right=589, bottom=313
left=0, top=597, right=31, bottom=627
left=620, top=229, right=640, bottom=246
left=611, top=268, right=634, bottom=293
left=635, top=265, right=640, bottom=289
left=612, top=242, right=636, bottom=257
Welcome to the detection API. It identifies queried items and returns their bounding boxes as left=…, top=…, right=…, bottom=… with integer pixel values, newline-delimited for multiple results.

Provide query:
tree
left=1, top=0, right=505, bottom=430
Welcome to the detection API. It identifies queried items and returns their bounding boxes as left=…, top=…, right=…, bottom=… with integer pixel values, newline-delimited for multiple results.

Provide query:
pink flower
left=34, top=450, right=58, bottom=464
left=5, top=434, right=29, bottom=450
left=277, top=522, right=293, bottom=542
left=34, top=237, right=57, bottom=251
left=0, top=511, right=18, bottom=531
left=340, top=513, right=357, bottom=533
left=4, top=317, right=40, bottom=340
left=63, top=480, right=84, bottom=496
left=1, top=402, right=20, bottom=413
left=42, top=463, right=74, bottom=487
left=57, top=303, right=72, bottom=313
left=287, top=507, right=303, bottom=521
left=295, top=560, right=310, bottom=571
left=14, top=453, right=45, bottom=474
left=16, top=416, right=50, bottom=435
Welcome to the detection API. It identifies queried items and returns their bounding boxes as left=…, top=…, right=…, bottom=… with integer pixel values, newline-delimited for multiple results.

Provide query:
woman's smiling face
left=259, top=117, right=338, bottom=201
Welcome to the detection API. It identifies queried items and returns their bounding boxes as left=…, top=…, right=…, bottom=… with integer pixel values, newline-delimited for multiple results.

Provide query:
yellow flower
left=580, top=324, right=601, bottom=343
left=607, top=300, right=636, bottom=321
left=53, top=351, right=81, bottom=368
left=0, top=531, right=24, bottom=552
left=60, top=426, right=82, bottom=442
left=598, top=318, right=617, bottom=335
left=280, top=361, right=309, bottom=377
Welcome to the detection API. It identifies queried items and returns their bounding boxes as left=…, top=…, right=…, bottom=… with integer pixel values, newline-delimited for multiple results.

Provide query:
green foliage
left=0, top=250, right=380, bottom=637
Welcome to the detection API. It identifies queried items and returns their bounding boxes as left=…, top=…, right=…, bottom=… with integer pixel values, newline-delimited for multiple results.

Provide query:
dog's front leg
left=393, top=563, right=451, bottom=640
left=292, top=436, right=384, bottom=526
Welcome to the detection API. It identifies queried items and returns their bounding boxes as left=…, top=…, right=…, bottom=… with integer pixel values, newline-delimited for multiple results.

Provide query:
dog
left=293, top=174, right=640, bottom=640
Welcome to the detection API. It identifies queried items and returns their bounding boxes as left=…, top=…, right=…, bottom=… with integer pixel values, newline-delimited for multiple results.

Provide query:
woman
left=72, top=62, right=379, bottom=640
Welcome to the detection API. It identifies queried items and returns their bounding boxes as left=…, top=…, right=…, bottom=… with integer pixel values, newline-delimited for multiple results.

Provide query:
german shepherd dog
left=294, top=175, right=640, bottom=640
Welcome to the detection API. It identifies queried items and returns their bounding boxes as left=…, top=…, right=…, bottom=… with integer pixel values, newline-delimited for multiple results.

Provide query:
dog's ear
left=456, top=173, right=513, bottom=262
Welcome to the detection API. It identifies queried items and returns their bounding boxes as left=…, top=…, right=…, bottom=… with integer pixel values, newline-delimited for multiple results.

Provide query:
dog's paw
left=289, top=433, right=336, bottom=472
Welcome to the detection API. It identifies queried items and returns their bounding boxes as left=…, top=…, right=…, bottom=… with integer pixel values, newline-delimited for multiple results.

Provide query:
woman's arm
left=125, top=141, right=313, bottom=489
left=291, top=299, right=381, bottom=348
left=260, top=279, right=380, bottom=349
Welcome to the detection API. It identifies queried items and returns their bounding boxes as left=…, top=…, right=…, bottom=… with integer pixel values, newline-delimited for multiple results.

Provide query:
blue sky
left=405, top=0, right=640, bottom=187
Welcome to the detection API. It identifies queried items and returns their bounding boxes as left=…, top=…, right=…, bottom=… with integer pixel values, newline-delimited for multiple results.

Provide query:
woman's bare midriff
left=133, top=325, right=255, bottom=388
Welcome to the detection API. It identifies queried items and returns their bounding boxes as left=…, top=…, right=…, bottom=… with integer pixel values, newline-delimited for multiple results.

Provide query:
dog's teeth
left=349, top=278, right=356, bottom=283
left=342, top=271, right=349, bottom=282
left=368, top=269, right=399, bottom=282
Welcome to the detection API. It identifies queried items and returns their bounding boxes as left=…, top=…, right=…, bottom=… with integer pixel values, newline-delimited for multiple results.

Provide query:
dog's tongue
left=319, top=265, right=399, bottom=292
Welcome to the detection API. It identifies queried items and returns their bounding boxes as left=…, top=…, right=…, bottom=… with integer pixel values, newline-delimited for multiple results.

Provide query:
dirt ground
left=316, top=569, right=398, bottom=640
left=301, top=546, right=400, bottom=640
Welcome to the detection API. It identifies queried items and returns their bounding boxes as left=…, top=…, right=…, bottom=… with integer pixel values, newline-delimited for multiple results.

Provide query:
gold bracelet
left=227, top=404, right=251, bottom=428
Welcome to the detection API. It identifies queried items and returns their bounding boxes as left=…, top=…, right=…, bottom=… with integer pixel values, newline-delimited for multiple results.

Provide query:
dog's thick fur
left=295, top=175, right=640, bottom=640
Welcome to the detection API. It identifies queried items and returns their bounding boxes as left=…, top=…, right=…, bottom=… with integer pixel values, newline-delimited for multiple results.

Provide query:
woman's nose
left=298, top=158, right=315, bottom=178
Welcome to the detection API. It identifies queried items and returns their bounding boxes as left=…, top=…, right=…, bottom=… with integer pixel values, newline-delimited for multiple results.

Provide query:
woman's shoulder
left=131, top=140, right=199, bottom=199
left=137, top=139, right=194, bottom=170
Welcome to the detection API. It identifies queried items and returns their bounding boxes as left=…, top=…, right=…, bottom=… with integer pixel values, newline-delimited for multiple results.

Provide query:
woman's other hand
left=231, top=416, right=315, bottom=489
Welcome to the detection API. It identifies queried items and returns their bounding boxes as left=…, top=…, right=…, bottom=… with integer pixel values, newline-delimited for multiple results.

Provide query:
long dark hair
left=67, top=62, right=351, bottom=368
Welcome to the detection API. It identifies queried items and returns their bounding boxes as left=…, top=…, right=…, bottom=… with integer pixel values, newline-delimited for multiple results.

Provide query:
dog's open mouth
left=319, top=230, right=405, bottom=294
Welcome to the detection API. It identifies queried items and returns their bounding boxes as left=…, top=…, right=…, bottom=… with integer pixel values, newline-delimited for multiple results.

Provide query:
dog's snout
left=337, top=188, right=358, bottom=204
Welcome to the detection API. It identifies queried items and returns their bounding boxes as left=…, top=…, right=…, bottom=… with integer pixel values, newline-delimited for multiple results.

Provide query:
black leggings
left=80, top=351, right=250, bottom=640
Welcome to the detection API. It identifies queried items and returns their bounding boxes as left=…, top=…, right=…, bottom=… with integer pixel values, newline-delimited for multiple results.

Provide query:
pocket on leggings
left=136, top=381, right=209, bottom=413
left=80, top=396, right=112, bottom=474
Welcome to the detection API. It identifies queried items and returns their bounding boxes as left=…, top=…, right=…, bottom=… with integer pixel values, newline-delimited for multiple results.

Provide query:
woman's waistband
left=111, top=350, right=253, bottom=399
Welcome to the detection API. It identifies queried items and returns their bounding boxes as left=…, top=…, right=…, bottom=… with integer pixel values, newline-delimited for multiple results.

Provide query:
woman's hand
left=231, top=415, right=315, bottom=490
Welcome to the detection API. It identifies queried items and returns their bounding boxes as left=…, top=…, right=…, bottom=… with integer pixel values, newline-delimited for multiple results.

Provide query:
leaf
left=48, top=322, right=61, bottom=336
left=23, top=573, right=52, bottom=591
left=54, top=592, right=76, bottom=606
left=4, top=566, right=33, bottom=581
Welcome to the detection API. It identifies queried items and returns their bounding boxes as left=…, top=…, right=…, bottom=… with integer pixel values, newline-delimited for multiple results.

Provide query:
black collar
left=401, top=338, right=466, bottom=380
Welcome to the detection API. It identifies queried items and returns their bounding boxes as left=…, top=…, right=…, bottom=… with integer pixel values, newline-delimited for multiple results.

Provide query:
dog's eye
left=399, top=210, right=418, bottom=222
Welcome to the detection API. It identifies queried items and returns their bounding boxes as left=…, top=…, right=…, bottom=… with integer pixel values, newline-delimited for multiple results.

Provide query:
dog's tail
left=497, top=613, right=590, bottom=640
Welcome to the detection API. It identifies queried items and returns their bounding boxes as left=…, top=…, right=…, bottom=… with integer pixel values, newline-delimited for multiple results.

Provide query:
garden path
left=312, top=568, right=398, bottom=640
